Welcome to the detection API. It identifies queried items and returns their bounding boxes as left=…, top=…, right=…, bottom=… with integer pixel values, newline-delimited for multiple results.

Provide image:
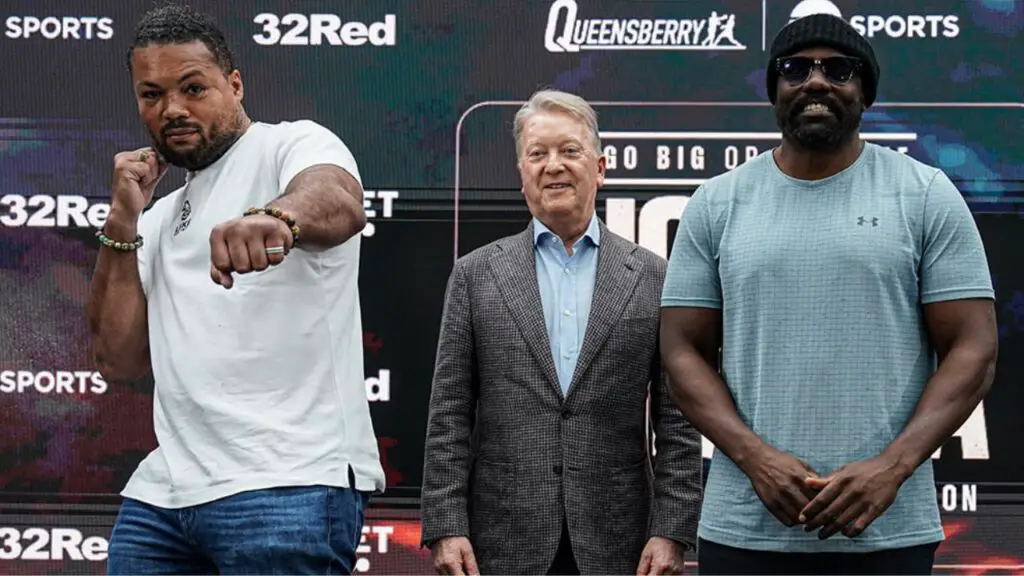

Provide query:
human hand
left=431, top=536, right=479, bottom=575
left=741, top=445, right=822, bottom=527
left=208, top=214, right=294, bottom=289
left=799, top=454, right=906, bottom=539
left=636, top=536, right=686, bottom=575
left=110, top=147, right=167, bottom=217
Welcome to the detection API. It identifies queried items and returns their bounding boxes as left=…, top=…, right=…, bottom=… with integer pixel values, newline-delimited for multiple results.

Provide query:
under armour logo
left=857, top=216, right=879, bottom=227
left=174, top=200, right=193, bottom=236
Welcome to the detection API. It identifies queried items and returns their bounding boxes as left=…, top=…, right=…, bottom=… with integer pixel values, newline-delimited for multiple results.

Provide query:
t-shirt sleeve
left=135, top=205, right=161, bottom=298
left=661, top=185, right=722, bottom=309
left=919, top=170, right=994, bottom=304
left=275, top=120, right=362, bottom=195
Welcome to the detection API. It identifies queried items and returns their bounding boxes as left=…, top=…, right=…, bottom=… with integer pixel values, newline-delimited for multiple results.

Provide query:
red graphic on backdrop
left=377, top=436, right=404, bottom=486
left=364, top=331, right=384, bottom=356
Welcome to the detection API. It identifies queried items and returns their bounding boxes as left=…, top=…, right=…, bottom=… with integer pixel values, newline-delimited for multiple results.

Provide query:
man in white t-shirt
left=85, top=5, right=385, bottom=574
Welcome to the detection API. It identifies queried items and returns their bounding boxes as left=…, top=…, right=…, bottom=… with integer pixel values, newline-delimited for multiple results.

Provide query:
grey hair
left=513, top=89, right=602, bottom=159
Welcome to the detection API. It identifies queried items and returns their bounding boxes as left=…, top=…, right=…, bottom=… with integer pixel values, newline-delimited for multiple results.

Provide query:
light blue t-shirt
left=661, top=143, right=994, bottom=553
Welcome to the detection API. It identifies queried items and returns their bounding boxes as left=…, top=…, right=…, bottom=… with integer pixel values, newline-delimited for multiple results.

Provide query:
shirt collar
left=533, top=213, right=601, bottom=248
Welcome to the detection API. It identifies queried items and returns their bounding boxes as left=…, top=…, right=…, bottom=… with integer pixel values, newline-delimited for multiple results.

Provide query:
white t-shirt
left=122, top=120, right=386, bottom=509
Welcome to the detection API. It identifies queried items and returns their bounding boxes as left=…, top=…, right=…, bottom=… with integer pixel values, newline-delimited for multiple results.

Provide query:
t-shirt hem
left=661, top=297, right=722, bottom=309
left=121, top=469, right=385, bottom=509
left=921, top=287, right=995, bottom=304
left=697, top=523, right=945, bottom=553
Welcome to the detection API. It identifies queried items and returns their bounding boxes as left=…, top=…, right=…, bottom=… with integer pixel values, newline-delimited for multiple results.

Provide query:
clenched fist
left=209, top=214, right=294, bottom=289
left=111, top=147, right=167, bottom=217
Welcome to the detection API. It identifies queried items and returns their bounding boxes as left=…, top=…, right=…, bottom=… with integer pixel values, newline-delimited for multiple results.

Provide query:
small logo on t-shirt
left=174, top=200, right=192, bottom=236
left=857, top=216, right=879, bottom=227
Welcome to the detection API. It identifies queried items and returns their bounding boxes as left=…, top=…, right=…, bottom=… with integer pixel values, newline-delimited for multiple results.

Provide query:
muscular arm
left=882, top=298, right=997, bottom=479
left=648, top=337, right=703, bottom=550
left=267, top=164, right=366, bottom=249
left=85, top=212, right=150, bottom=384
left=659, top=307, right=765, bottom=473
left=420, top=259, right=479, bottom=547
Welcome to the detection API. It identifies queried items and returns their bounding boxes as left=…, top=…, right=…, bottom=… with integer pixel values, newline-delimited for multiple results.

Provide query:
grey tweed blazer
left=420, top=219, right=703, bottom=575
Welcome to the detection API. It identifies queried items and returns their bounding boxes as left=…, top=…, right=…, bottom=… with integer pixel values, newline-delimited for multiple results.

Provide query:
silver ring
left=265, top=246, right=286, bottom=255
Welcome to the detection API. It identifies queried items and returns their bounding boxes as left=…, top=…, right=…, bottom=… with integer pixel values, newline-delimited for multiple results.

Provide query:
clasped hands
left=208, top=214, right=294, bottom=289
left=749, top=447, right=908, bottom=540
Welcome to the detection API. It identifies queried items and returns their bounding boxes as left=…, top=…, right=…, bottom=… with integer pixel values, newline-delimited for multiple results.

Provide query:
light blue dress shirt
left=533, top=215, right=601, bottom=397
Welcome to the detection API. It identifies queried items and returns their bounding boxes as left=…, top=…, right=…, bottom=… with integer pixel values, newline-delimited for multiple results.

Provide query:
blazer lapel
left=488, top=225, right=562, bottom=399
left=567, top=224, right=640, bottom=398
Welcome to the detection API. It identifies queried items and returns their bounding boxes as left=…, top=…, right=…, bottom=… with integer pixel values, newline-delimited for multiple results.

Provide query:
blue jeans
left=107, top=484, right=370, bottom=575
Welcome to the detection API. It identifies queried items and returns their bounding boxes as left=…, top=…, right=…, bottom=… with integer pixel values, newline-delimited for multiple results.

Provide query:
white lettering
left=3, top=16, right=113, bottom=40
left=361, top=190, right=400, bottom=238
left=941, top=483, right=978, bottom=512
left=0, top=195, right=109, bottom=228
left=0, top=528, right=107, bottom=561
left=0, top=371, right=107, bottom=394
left=605, top=198, right=636, bottom=243
left=932, top=402, right=989, bottom=459
left=623, top=145, right=638, bottom=170
left=365, top=370, right=390, bottom=402
left=604, top=195, right=691, bottom=259
left=849, top=14, right=959, bottom=39
left=253, top=13, right=395, bottom=46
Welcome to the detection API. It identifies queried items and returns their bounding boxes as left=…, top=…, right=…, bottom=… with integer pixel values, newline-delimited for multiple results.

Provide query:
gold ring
left=265, top=246, right=286, bottom=255
left=140, top=151, right=148, bottom=162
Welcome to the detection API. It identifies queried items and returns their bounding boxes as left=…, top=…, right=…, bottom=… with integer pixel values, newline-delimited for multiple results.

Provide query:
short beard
left=153, top=111, right=245, bottom=171
left=776, top=99, right=862, bottom=152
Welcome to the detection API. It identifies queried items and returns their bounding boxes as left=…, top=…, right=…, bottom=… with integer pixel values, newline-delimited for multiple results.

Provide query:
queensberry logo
left=544, top=0, right=746, bottom=53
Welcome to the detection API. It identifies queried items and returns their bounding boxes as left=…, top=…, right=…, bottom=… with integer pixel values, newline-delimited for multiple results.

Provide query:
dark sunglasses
left=776, top=56, right=861, bottom=86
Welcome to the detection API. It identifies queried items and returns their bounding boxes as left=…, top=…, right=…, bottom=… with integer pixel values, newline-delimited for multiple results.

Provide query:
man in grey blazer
left=421, top=89, right=703, bottom=575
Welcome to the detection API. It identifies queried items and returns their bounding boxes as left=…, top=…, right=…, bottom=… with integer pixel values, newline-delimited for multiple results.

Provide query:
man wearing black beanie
left=660, top=12, right=997, bottom=576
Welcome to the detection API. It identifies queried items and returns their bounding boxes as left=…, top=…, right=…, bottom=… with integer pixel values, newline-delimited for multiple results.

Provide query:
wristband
left=95, top=230, right=143, bottom=252
left=244, top=206, right=300, bottom=243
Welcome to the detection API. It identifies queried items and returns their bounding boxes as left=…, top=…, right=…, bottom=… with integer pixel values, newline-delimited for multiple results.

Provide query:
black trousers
left=547, top=520, right=580, bottom=575
left=698, top=538, right=940, bottom=575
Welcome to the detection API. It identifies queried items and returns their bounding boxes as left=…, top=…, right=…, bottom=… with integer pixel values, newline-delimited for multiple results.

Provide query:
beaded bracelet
left=95, top=230, right=144, bottom=252
left=244, top=206, right=300, bottom=243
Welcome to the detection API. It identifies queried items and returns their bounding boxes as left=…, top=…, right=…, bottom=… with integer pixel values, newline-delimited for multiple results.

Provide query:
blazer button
left=561, top=408, right=571, bottom=419
left=553, top=464, right=563, bottom=475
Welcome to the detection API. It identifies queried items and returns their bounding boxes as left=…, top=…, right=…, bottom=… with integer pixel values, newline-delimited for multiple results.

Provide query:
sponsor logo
left=0, top=528, right=107, bottom=561
left=0, top=195, right=110, bottom=228
left=365, top=369, right=390, bottom=402
left=173, top=199, right=192, bottom=236
left=361, top=190, right=399, bottom=238
left=544, top=0, right=746, bottom=53
left=4, top=16, right=113, bottom=40
left=0, top=371, right=108, bottom=395
left=252, top=13, right=396, bottom=46
left=789, top=0, right=960, bottom=39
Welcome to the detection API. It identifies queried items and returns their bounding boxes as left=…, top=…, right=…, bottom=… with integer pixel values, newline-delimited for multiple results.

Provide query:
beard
left=775, top=94, right=862, bottom=152
left=151, top=112, right=245, bottom=171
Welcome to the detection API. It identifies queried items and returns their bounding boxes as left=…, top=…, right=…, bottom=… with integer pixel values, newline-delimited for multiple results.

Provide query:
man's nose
left=162, top=94, right=190, bottom=121
left=543, top=153, right=566, bottom=172
left=802, top=67, right=832, bottom=91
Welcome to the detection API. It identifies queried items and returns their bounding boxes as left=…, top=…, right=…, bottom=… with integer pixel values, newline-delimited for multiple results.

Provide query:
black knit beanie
left=766, top=13, right=880, bottom=108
